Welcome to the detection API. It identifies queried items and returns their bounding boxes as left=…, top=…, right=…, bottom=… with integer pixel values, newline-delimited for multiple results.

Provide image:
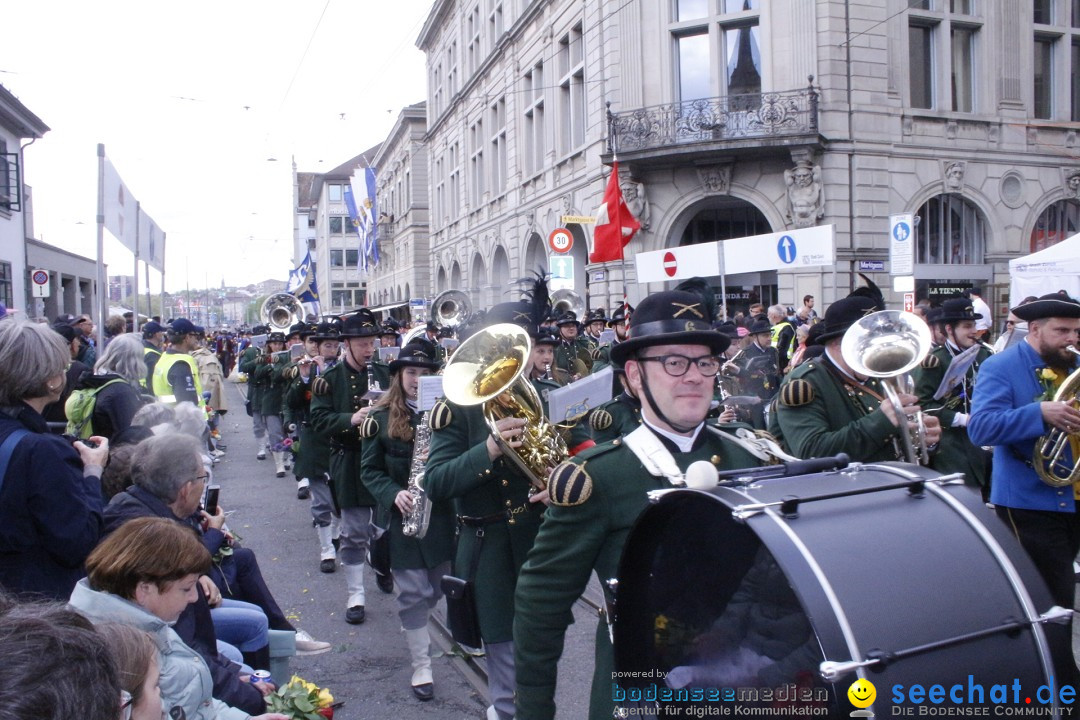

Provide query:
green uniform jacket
left=360, top=406, right=455, bottom=570
left=309, top=359, right=391, bottom=509
left=257, top=353, right=289, bottom=417
left=774, top=352, right=901, bottom=463
left=513, top=427, right=764, bottom=720
left=284, top=367, right=334, bottom=482
left=554, top=337, right=594, bottom=377
left=590, top=342, right=626, bottom=396
left=913, top=344, right=993, bottom=487
left=238, top=347, right=263, bottom=409
left=586, top=392, right=641, bottom=445
left=425, top=400, right=544, bottom=643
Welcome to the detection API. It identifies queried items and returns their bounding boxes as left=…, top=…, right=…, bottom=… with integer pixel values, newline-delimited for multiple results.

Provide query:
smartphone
left=203, top=485, right=221, bottom=516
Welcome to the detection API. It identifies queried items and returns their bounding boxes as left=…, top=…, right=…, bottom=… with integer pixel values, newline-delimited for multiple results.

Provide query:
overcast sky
left=3, top=0, right=431, bottom=292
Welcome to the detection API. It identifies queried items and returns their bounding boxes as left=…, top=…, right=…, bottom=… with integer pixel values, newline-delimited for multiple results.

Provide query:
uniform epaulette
left=284, top=365, right=299, bottom=380
left=921, top=354, right=940, bottom=369
left=548, top=460, right=593, bottom=506
left=588, top=407, right=613, bottom=431
left=359, top=416, right=379, bottom=439
left=780, top=378, right=815, bottom=407
left=311, top=377, right=331, bottom=396
left=590, top=347, right=603, bottom=361
left=430, top=399, right=453, bottom=430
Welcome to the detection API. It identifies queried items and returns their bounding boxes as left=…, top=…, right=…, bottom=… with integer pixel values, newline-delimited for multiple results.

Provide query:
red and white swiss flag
left=589, top=161, right=641, bottom=263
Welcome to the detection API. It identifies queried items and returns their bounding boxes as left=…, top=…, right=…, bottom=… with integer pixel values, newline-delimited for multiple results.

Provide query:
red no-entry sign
left=663, top=251, right=678, bottom=277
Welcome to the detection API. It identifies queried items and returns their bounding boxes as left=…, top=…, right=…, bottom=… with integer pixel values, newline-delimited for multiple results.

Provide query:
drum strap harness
left=623, top=424, right=733, bottom=486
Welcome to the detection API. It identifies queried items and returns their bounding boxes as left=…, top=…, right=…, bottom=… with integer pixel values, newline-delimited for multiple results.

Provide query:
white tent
left=1008, top=233, right=1080, bottom=302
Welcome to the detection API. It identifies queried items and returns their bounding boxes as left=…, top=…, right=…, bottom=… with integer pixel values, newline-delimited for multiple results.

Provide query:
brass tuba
left=551, top=289, right=585, bottom=318
left=442, top=323, right=567, bottom=491
left=261, top=293, right=304, bottom=332
left=840, top=310, right=933, bottom=464
left=1033, top=346, right=1080, bottom=487
left=430, top=290, right=472, bottom=329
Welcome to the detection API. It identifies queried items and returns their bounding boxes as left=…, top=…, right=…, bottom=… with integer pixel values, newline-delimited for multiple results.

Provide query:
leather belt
left=457, top=511, right=510, bottom=527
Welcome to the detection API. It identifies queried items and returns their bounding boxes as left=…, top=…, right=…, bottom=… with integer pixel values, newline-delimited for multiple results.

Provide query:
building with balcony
left=417, top=0, right=1080, bottom=321
left=366, top=102, right=431, bottom=324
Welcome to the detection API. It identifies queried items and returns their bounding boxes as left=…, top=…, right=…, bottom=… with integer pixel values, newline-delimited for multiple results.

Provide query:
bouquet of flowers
left=265, top=675, right=335, bottom=719
left=1036, top=367, right=1060, bottom=402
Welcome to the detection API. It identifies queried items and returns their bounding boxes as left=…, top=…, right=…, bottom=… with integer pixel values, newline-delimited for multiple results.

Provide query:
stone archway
left=436, top=267, right=448, bottom=294
left=450, top=262, right=462, bottom=290
left=491, top=246, right=511, bottom=304
left=522, top=231, right=546, bottom=276
left=470, top=252, right=487, bottom=308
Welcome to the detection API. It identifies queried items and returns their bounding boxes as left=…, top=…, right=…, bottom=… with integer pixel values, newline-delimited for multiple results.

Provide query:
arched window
left=678, top=201, right=770, bottom=246
left=1031, top=199, right=1080, bottom=252
left=913, top=194, right=986, bottom=265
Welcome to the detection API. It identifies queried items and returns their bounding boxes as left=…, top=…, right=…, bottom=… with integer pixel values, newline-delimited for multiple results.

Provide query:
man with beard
left=969, top=291, right=1080, bottom=612
left=914, top=297, right=994, bottom=497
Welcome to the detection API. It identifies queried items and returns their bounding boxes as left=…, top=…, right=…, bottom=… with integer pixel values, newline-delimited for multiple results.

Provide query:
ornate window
left=913, top=194, right=986, bottom=264
left=670, top=0, right=761, bottom=102
left=908, top=1, right=982, bottom=112
left=1030, top=199, right=1080, bottom=252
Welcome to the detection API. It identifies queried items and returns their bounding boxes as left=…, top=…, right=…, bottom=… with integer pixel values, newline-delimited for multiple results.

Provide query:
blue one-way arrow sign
left=777, top=235, right=797, bottom=264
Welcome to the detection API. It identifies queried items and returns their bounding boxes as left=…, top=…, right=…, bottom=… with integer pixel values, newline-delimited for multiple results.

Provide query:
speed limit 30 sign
left=549, top=228, right=573, bottom=254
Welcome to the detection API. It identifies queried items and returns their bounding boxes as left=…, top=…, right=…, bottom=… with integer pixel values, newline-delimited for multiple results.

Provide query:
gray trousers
left=251, top=411, right=267, bottom=440
left=264, top=414, right=284, bottom=449
left=394, top=562, right=450, bottom=630
left=309, top=474, right=335, bottom=527
left=486, top=640, right=515, bottom=720
left=338, top=506, right=375, bottom=566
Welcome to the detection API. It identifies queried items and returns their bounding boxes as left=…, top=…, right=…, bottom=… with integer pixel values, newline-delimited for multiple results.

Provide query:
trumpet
left=1033, top=346, right=1080, bottom=487
left=840, top=310, right=933, bottom=464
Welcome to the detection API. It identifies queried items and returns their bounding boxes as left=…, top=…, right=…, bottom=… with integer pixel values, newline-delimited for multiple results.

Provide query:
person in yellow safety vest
left=767, top=304, right=796, bottom=374
left=141, top=320, right=167, bottom=389
left=152, top=318, right=205, bottom=406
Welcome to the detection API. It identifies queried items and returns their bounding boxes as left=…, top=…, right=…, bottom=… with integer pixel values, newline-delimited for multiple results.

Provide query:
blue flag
left=346, top=167, right=379, bottom=273
left=287, top=250, right=319, bottom=306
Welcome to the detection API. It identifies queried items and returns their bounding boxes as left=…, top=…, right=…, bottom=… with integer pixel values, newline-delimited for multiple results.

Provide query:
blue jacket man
left=969, top=291, right=1080, bottom=609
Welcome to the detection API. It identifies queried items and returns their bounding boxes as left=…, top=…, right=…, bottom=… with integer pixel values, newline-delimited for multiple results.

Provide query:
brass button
left=508, top=517, right=516, bottom=525
left=502, top=479, right=509, bottom=487
left=613, top=439, right=621, bottom=446
left=710, top=455, right=722, bottom=465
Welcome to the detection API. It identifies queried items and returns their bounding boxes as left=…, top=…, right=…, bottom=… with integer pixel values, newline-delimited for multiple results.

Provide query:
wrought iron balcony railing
left=607, top=80, right=819, bottom=155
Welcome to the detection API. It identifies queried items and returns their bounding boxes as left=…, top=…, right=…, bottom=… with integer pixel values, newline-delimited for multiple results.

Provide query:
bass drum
left=613, top=462, right=1073, bottom=717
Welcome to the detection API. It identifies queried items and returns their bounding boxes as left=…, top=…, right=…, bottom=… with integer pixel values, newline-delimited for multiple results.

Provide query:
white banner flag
left=138, top=208, right=165, bottom=271
left=102, top=157, right=138, bottom=253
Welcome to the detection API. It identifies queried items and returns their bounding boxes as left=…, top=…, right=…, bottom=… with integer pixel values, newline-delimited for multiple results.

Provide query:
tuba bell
left=840, top=310, right=933, bottom=464
left=442, top=323, right=567, bottom=491
left=430, top=290, right=472, bottom=329
left=550, top=289, right=585, bottom=318
left=1033, top=346, right=1080, bottom=487
left=261, top=293, right=304, bottom=332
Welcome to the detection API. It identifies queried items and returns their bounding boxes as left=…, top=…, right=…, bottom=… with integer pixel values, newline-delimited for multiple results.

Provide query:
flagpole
left=134, top=202, right=141, bottom=333
left=160, top=232, right=166, bottom=321
left=96, top=144, right=107, bottom=351
left=608, top=104, right=631, bottom=317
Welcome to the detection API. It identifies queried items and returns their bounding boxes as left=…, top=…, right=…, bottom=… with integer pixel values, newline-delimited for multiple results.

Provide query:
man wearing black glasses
left=512, top=290, right=764, bottom=720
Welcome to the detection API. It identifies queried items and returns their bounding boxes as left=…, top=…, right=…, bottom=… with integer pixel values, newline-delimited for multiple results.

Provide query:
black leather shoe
left=332, top=538, right=340, bottom=552
left=376, top=572, right=394, bottom=594
left=297, top=486, right=310, bottom=500
left=320, top=559, right=336, bottom=573
left=412, top=683, right=434, bottom=701
left=345, top=605, right=365, bottom=624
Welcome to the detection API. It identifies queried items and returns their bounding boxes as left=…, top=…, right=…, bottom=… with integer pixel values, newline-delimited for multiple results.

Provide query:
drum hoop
left=923, top=483, right=1059, bottom=688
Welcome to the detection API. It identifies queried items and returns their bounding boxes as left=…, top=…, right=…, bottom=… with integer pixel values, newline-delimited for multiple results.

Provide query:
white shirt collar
left=642, top=416, right=702, bottom=453
left=824, top=346, right=861, bottom=382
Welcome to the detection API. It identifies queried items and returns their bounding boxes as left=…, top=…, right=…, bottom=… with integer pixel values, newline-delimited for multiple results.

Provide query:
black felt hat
left=1012, top=291, right=1080, bottom=322
left=287, top=321, right=308, bottom=339
left=555, top=310, right=579, bottom=326
left=267, top=331, right=286, bottom=343
left=714, top=321, right=740, bottom=340
left=340, top=309, right=380, bottom=338
left=815, top=296, right=880, bottom=343
left=747, top=316, right=772, bottom=335
left=379, top=323, right=400, bottom=337
left=610, top=290, right=729, bottom=367
left=485, top=301, right=535, bottom=329
left=936, top=298, right=983, bottom=324
left=389, top=338, right=442, bottom=373
left=608, top=304, right=633, bottom=326
left=310, top=319, right=342, bottom=342
left=530, top=328, right=560, bottom=346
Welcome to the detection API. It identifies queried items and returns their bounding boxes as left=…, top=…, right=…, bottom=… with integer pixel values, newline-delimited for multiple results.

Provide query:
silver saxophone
left=402, top=410, right=433, bottom=539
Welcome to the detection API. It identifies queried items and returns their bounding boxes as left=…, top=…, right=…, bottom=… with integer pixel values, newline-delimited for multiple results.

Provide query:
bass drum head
left=613, top=468, right=1070, bottom=718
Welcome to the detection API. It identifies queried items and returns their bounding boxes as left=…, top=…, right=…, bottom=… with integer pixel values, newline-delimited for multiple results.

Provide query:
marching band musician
left=583, top=310, right=606, bottom=343
left=286, top=321, right=321, bottom=500
left=553, top=311, right=594, bottom=380
left=773, top=296, right=942, bottom=463
left=309, top=309, right=392, bottom=625
left=513, top=290, right=765, bottom=720
left=285, top=319, right=343, bottom=571
left=254, top=330, right=290, bottom=478
left=424, top=299, right=556, bottom=720
left=913, top=298, right=994, bottom=497
left=720, top=316, right=779, bottom=429
left=238, top=324, right=269, bottom=460
left=527, top=328, right=572, bottom=387
left=359, top=338, right=454, bottom=702
left=969, top=291, right=1080, bottom=613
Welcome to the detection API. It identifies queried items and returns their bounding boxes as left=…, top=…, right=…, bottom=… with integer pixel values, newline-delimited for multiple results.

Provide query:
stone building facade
left=414, top=0, right=1080, bottom=320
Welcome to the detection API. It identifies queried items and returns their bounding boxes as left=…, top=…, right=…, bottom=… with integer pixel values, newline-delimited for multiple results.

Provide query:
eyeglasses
left=636, top=354, right=722, bottom=377
left=120, top=690, right=134, bottom=720
left=1006, top=321, right=1016, bottom=326
left=194, top=474, right=210, bottom=485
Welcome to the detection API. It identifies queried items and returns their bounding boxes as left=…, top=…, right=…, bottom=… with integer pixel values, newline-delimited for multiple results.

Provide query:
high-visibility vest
left=141, top=346, right=162, bottom=388
left=152, top=351, right=204, bottom=406
left=771, top=321, right=794, bottom=362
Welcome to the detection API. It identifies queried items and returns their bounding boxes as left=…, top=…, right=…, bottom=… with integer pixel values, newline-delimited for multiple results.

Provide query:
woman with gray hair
left=65, top=333, right=151, bottom=441
left=0, top=318, right=110, bottom=599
